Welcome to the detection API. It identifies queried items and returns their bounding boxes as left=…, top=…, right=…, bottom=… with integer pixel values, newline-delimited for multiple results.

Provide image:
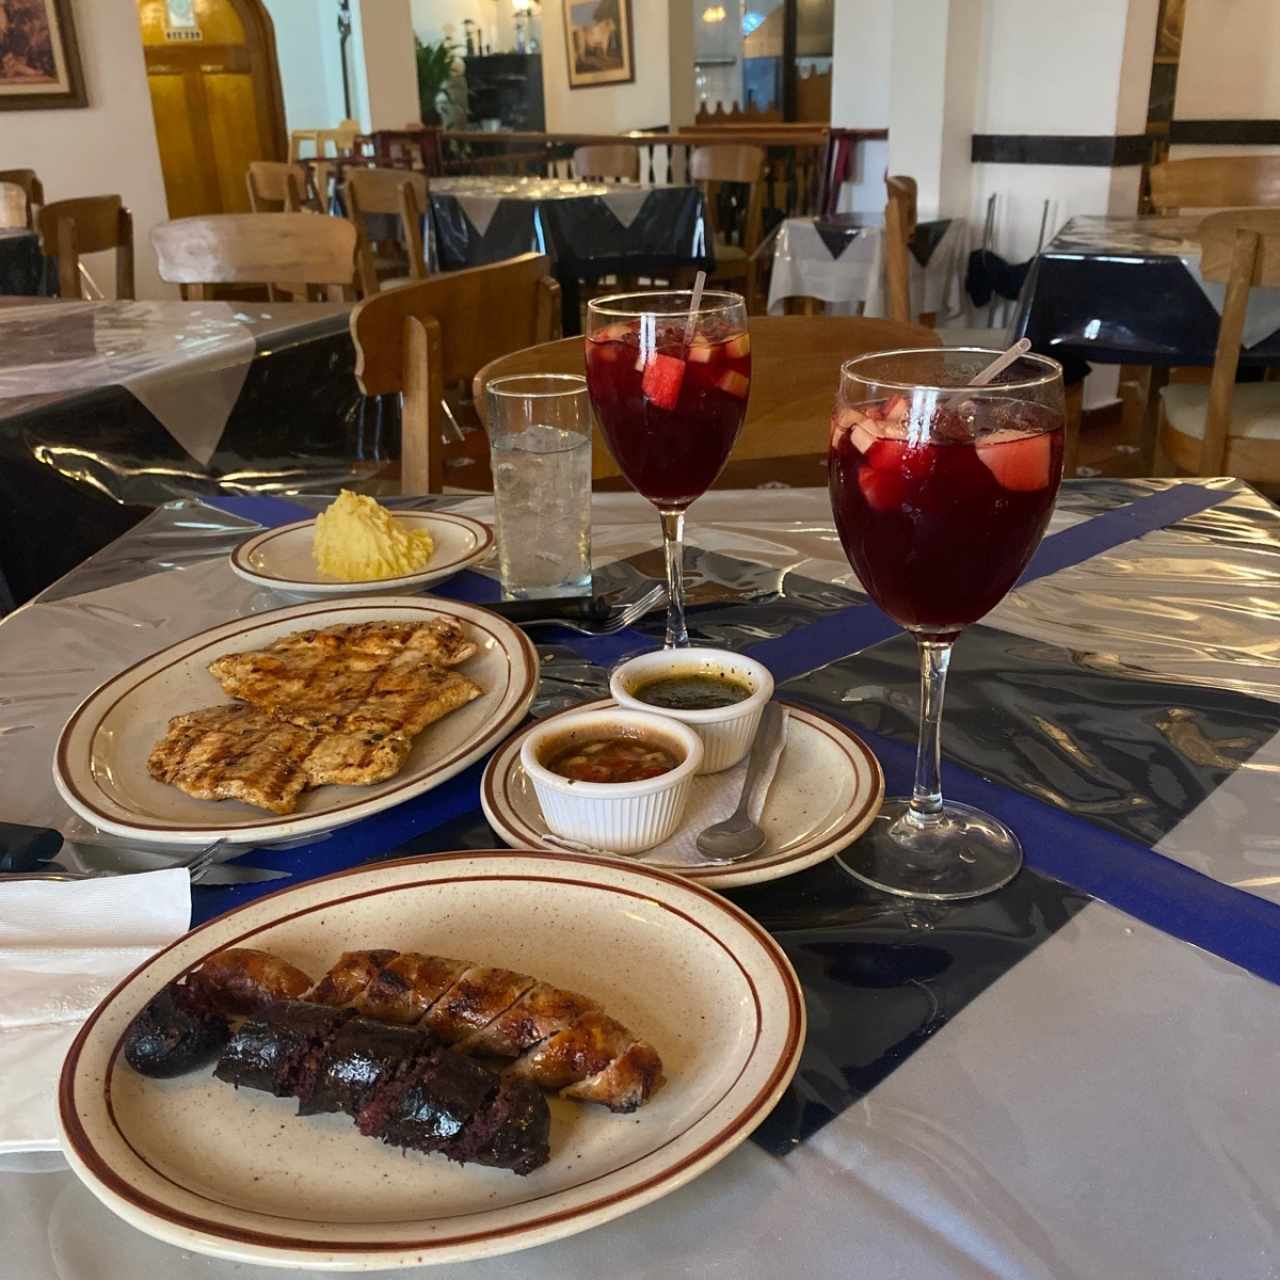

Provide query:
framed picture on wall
left=0, top=0, right=87, bottom=111
left=563, top=0, right=635, bottom=90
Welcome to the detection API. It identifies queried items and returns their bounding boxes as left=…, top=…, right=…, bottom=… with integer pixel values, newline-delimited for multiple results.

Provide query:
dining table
left=0, top=299, right=385, bottom=606
left=1013, top=214, right=1280, bottom=466
left=1, top=475, right=1279, bottom=1277
left=767, top=213, right=964, bottom=319
left=338, top=174, right=715, bottom=334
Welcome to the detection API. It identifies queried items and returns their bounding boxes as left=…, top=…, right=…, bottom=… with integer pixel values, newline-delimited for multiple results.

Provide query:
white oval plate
left=59, top=850, right=805, bottom=1270
left=229, top=512, right=493, bottom=596
left=52, top=597, right=537, bottom=847
left=482, top=698, right=884, bottom=889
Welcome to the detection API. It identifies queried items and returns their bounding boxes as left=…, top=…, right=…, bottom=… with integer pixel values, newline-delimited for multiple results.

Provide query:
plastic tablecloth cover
left=2, top=481, right=1280, bottom=1278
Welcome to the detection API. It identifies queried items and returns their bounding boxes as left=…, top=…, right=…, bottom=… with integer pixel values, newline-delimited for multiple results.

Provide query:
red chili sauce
left=544, top=735, right=680, bottom=783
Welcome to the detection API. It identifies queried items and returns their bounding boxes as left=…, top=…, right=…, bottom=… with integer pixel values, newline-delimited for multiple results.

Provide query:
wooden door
left=137, top=0, right=286, bottom=218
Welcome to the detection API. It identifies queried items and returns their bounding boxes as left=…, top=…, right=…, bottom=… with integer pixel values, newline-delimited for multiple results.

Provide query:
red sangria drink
left=829, top=347, right=1066, bottom=901
left=586, top=291, right=750, bottom=647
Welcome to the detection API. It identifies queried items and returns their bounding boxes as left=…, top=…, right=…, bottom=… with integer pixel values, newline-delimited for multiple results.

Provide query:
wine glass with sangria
left=829, top=347, right=1066, bottom=899
left=585, top=290, right=751, bottom=648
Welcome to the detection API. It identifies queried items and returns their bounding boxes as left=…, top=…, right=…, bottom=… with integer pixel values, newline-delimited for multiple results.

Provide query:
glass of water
left=485, top=373, right=593, bottom=599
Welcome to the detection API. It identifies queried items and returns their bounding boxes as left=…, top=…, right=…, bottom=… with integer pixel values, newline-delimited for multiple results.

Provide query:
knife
left=0, top=822, right=63, bottom=873
left=197, top=865, right=292, bottom=885
left=486, top=596, right=612, bottom=625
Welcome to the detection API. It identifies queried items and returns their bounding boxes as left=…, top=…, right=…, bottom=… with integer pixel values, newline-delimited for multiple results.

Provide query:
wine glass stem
left=908, top=638, right=953, bottom=825
left=658, top=507, right=688, bottom=648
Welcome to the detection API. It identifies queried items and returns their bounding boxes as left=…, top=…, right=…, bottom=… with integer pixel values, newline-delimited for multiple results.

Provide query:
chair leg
left=1152, top=404, right=1177, bottom=477
left=1138, top=365, right=1169, bottom=474
left=1063, top=381, right=1083, bottom=478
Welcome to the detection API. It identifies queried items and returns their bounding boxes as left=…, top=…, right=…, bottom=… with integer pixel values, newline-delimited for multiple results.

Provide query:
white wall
left=1174, top=0, right=1280, bottom=121
left=351, top=0, right=421, bottom=130
left=830, top=0, right=889, bottom=127
left=539, top=0, right=674, bottom=132
left=0, top=0, right=171, bottom=298
left=410, top=0, right=518, bottom=53
left=261, top=0, right=348, bottom=134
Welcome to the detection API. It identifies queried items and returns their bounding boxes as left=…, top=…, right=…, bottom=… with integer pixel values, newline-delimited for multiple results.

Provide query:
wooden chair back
left=474, top=315, right=940, bottom=485
left=318, top=118, right=361, bottom=158
left=0, top=168, right=43, bottom=208
left=884, top=174, right=918, bottom=325
left=350, top=252, right=561, bottom=493
left=0, top=183, right=27, bottom=230
left=344, top=168, right=430, bottom=295
left=1172, top=209, right=1280, bottom=476
left=1149, top=155, right=1280, bottom=215
left=573, top=145, right=639, bottom=182
left=37, top=195, right=134, bottom=300
left=691, top=144, right=766, bottom=309
left=246, top=161, right=309, bottom=212
left=151, top=213, right=357, bottom=301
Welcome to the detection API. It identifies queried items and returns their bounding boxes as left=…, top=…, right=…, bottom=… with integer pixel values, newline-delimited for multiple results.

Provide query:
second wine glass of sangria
left=584, top=290, right=751, bottom=648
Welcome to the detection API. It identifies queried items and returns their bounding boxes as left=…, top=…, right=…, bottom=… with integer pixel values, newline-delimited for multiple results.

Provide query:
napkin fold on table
left=0, top=869, right=190, bottom=1157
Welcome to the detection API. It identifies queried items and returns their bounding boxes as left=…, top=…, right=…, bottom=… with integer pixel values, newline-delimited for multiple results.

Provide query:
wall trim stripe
left=971, top=133, right=1152, bottom=167
left=1170, top=120, right=1280, bottom=146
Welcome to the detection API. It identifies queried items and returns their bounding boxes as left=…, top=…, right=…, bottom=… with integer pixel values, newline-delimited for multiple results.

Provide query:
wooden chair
left=1157, top=209, right=1280, bottom=483
left=151, top=213, right=357, bottom=301
left=884, top=175, right=918, bottom=326
left=573, top=145, right=639, bottom=182
left=1149, top=155, right=1280, bottom=215
left=350, top=252, right=561, bottom=493
left=317, top=118, right=361, bottom=158
left=37, top=195, right=134, bottom=300
left=343, top=167, right=429, bottom=296
left=475, top=314, right=939, bottom=489
left=246, top=161, right=309, bottom=212
left=0, top=168, right=41, bottom=228
left=0, top=183, right=27, bottom=230
left=691, top=145, right=766, bottom=311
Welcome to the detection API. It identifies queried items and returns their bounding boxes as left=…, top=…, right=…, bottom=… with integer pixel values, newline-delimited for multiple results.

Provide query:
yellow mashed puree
left=312, top=491, right=434, bottom=581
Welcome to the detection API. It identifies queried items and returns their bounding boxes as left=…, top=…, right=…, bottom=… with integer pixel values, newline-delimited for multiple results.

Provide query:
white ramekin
left=609, top=648, right=774, bottom=774
left=520, top=708, right=704, bottom=854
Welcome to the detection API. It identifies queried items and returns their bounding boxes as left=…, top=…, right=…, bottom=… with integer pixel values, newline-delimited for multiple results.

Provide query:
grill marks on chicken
left=299, top=949, right=664, bottom=1113
left=148, top=619, right=483, bottom=814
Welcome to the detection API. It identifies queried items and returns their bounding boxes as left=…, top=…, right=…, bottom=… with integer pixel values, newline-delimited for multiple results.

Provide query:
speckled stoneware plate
left=481, top=698, right=884, bottom=889
left=58, top=850, right=805, bottom=1271
left=229, top=512, right=493, bottom=596
left=52, top=597, right=537, bottom=847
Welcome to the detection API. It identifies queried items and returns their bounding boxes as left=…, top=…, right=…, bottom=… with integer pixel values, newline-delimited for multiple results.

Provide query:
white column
left=830, top=0, right=891, bottom=211
left=1172, top=0, right=1280, bottom=159
left=351, top=0, right=421, bottom=131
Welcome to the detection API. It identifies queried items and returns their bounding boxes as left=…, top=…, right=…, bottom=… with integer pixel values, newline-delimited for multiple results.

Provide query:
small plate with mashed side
left=230, top=492, right=493, bottom=596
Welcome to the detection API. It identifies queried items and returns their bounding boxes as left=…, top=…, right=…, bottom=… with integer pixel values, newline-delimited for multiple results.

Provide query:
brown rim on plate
left=483, top=698, right=885, bottom=882
left=230, top=512, right=495, bottom=588
left=58, top=849, right=804, bottom=1257
left=53, top=599, right=537, bottom=834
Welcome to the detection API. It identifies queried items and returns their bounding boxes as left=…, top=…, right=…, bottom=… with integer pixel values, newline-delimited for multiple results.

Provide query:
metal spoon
left=695, top=702, right=787, bottom=863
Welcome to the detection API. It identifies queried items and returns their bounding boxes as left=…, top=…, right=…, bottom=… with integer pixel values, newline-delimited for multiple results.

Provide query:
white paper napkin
left=0, top=869, right=190, bottom=1156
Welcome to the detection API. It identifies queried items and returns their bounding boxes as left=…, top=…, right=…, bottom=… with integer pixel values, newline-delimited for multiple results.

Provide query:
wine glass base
left=836, top=799, right=1023, bottom=901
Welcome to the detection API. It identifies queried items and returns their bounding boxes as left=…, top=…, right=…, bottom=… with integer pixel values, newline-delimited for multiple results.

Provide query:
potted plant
left=415, top=37, right=459, bottom=125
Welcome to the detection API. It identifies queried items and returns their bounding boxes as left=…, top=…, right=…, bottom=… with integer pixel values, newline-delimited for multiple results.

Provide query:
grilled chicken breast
left=209, top=620, right=482, bottom=738
left=147, top=705, right=416, bottom=814
left=149, top=618, right=483, bottom=815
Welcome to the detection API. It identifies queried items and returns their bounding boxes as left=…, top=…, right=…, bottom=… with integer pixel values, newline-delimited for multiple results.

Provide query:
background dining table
left=0, top=299, right=382, bottom=606
left=1, top=476, right=1279, bottom=1277
left=341, top=174, right=715, bottom=334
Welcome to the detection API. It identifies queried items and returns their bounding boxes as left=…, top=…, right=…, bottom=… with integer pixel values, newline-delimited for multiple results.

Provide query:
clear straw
left=683, top=269, right=708, bottom=348
left=943, top=338, right=1032, bottom=408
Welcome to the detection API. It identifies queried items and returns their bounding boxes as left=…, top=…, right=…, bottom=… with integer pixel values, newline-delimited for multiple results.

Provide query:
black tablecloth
left=1013, top=214, right=1280, bottom=379
left=429, top=181, right=715, bottom=332
left=0, top=304, right=376, bottom=604
left=0, top=229, right=52, bottom=296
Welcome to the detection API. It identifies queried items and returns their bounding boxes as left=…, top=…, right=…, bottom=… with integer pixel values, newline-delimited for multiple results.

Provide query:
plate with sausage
left=58, top=849, right=805, bottom=1270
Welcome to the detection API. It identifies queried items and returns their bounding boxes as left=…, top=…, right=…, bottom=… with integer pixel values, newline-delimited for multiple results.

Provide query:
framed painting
left=563, top=0, right=634, bottom=90
left=0, top=0, right=87, bottom=111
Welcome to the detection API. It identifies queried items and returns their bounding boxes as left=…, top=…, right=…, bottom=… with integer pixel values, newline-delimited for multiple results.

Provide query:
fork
left=520, top=584, right=666, bottom=635
left=0, top=840, right=225, bottom=884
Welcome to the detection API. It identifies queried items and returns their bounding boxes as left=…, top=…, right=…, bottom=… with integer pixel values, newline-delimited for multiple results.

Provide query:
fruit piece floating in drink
left=585, top=290, right=750, bottom=646
left=828, top=346, right=1065, bottom=900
